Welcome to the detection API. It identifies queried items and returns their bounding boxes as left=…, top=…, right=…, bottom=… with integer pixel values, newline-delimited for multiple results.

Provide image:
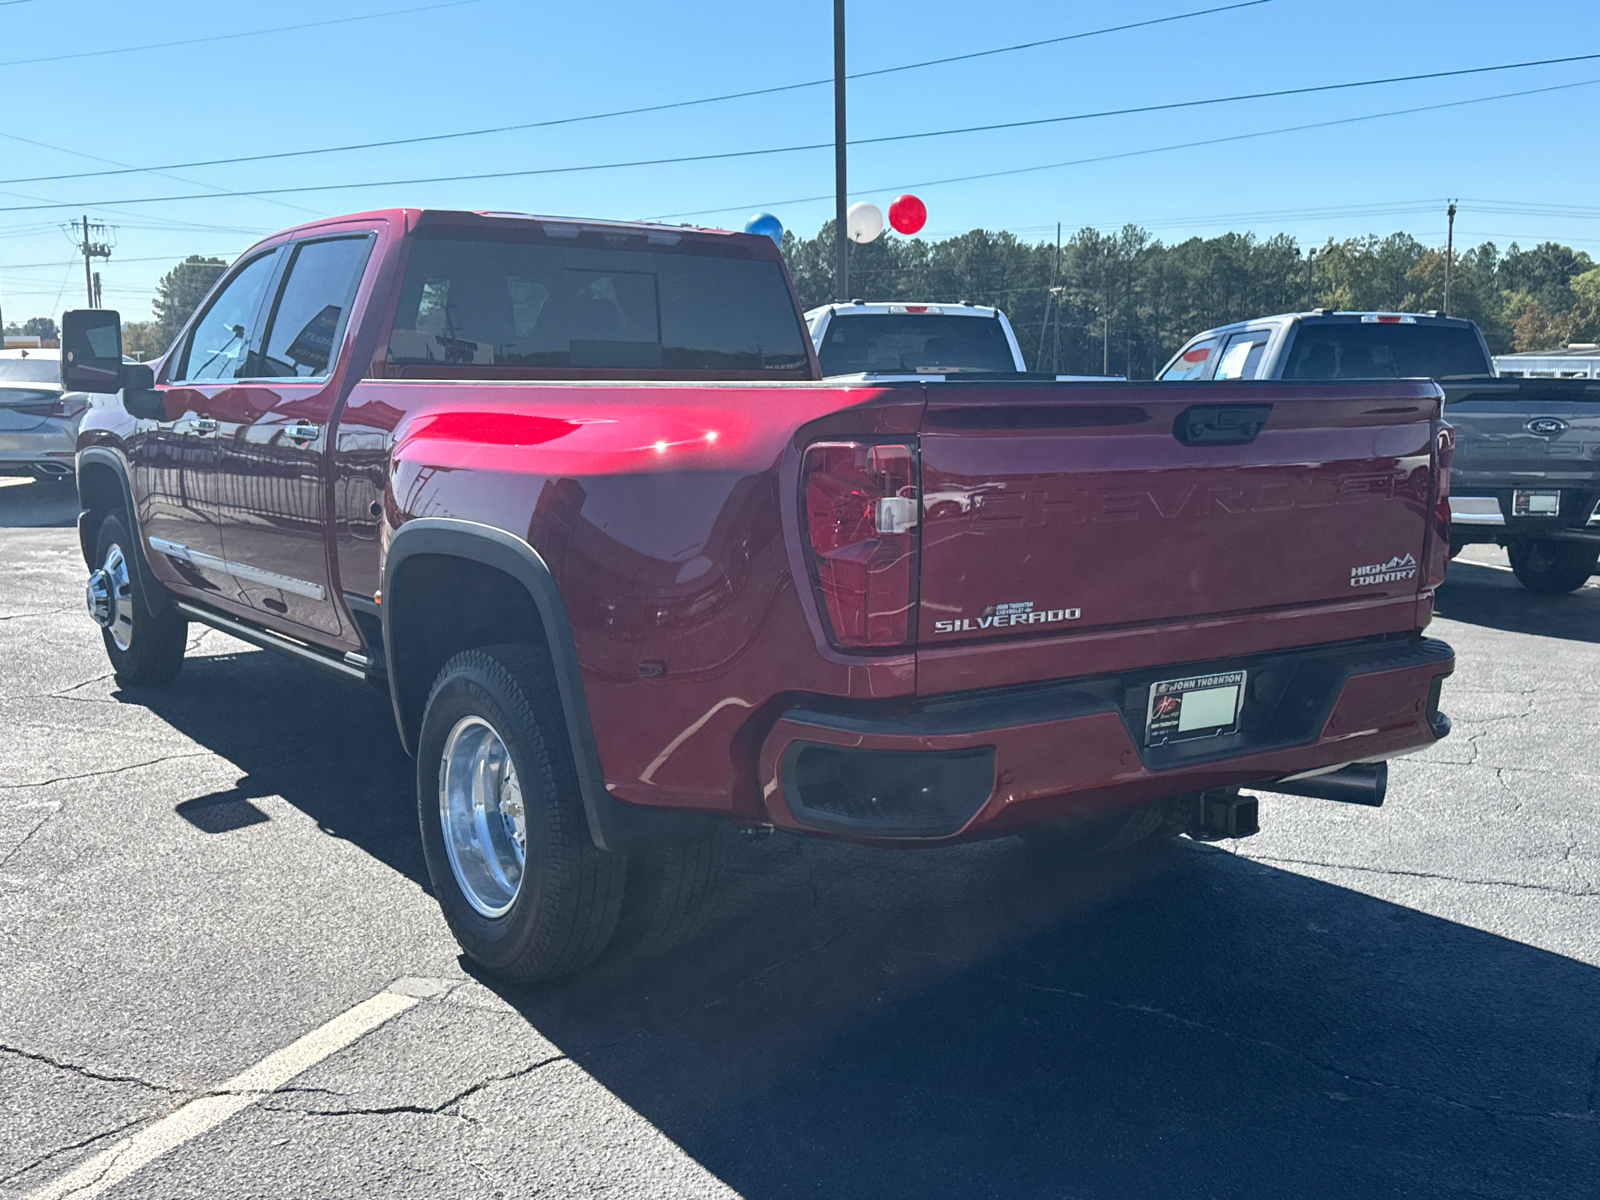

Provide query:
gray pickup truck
left=1161, top=310, right=1600, bottom=593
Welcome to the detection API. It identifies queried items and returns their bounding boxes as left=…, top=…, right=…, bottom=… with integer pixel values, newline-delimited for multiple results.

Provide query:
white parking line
left=23, top=983, right=427, bottom=1200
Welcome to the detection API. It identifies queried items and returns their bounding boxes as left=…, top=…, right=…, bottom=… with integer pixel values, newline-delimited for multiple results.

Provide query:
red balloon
left=888, top=193, right=927, bottom=235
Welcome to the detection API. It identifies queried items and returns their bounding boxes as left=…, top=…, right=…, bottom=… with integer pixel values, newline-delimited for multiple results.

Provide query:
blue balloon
left=744, top=212, right=783, bottom=247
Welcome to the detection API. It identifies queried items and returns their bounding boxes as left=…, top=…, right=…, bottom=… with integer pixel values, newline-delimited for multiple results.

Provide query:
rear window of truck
left=1282, top=323, right=1488, bottom=380
left=386, top=232, right=811, bottom=377
left=818, top=314, right=1017, bottom=375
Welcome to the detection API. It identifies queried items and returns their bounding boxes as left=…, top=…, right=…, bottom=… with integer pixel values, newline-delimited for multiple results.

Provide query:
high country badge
left=1350, top=553, right=1417, bottom=587
left=933, top=600, right=1081, bottom=634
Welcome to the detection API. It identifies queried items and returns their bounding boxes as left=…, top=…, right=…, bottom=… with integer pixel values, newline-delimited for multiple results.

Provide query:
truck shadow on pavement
left=1436, top=559, right=1600, bottom=643
left=0, top=477, right=79, bottom=529
left=127, top=644, right=1599, bottom=1199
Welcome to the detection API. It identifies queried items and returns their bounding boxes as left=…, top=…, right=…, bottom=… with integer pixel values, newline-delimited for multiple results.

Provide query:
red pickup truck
left=65, top=209, right=1455, bottom=980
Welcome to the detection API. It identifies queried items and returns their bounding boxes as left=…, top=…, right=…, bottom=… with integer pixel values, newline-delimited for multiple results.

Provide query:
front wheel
left=417, top=645, right=626, bottom=982
left=87, top=511, right=187, bottom=687
left=1507, top=539, right=1599, bottom=594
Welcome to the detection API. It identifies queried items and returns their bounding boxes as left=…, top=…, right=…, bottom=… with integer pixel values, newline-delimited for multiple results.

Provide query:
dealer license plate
left=1512, top=489, right=1560, bottom=517
left=1145, top=670, right=1246, bottom=746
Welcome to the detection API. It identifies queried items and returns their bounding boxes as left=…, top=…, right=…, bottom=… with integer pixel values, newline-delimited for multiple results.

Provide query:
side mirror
left=121, top=363, right=164, bottom=420
left=61, top=309, right=124, bottom=393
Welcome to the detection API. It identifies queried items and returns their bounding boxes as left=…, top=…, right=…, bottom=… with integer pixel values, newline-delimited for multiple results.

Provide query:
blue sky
left=2, top=0, right=1598, bottom=324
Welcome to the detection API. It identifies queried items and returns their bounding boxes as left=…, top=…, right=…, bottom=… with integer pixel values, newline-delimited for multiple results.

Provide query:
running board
left=174, top=601, right=370, bottom=685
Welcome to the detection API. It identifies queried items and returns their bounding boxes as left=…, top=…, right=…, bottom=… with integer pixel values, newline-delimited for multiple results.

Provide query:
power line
left=0, top=129, right=320, bottom=216
left=0, top=0, right=483, bottom=69
left=7, top=62, right=1600, bottom=216
left=645, top=76, right=1600, bottom=221
left=0, top=0, right=1278, bottom=187
left=850, top=51, right=1600, bottom=149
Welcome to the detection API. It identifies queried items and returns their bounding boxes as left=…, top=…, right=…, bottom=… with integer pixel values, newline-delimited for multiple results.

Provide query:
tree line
left=11, top=231, right=1598, bottom=374
left=781, top=222, right=1600, bottom=377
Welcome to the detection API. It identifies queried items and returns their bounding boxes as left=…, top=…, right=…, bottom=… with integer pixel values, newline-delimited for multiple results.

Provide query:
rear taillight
left=801, top=440, right=918, bottom=648
left=15, top=398, right=88, bottom=419
left=1427, top=421, right=1455, bottom=588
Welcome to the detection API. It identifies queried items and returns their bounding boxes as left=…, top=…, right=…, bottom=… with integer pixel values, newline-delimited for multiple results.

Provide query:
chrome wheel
left=86, top=543, right=134, bottom=651
left=439, top=715, right=528, bottom=918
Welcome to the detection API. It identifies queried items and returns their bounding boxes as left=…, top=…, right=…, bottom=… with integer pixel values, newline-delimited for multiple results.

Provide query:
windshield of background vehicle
left=1282, top=323, right=1489, bottom=380
left=387, top=232, right=811, bottom=377
left=817, top=313, right=1018, bottom=375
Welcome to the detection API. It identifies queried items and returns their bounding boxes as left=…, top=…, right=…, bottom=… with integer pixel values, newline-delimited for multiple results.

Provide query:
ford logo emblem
left=1526, top=417, right=1568, bottom=435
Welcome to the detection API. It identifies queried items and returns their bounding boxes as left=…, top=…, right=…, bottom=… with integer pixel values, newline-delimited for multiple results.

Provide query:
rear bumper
left=1450, top=491, right=1600, bottom=543
left=758, top=636, right=1454, bottom=842
left=0, top=424, right=79, bottom=475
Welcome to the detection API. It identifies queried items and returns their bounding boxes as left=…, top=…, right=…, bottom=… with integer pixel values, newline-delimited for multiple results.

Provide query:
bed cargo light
left=801, top=441, right=918, bottom=648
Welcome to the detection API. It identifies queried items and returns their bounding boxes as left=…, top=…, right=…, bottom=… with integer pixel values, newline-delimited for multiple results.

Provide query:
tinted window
left=818, top=314, right=1016, bottom=375
left=1283, top=323, right=1490, bottom=380
left=177, top=252, right=277, bottom=382
left=387, top=234, right=809, bottom=374
left=1159, top=337, right=1220, bottom=381
left=257, top=237, right=373, bottom=378
left=1213, top=330, right=1272, bottom=380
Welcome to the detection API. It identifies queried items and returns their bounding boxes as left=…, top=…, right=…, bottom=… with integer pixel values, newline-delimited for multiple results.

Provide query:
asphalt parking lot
left=1, top=473, right=1596, bottom=1199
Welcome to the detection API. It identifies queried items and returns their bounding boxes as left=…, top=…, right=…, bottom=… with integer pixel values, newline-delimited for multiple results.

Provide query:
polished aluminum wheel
left=86, top=543, right=135, bottom=652
left=439, top=715, right=527, bottom=918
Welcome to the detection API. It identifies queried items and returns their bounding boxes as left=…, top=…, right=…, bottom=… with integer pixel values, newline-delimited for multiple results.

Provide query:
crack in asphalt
left=1005, top=978, right=1597, bottom=1124
left=0, top=1044, right=185, bottom=1095
left=0, top=811, right=55, bottom=869
left=257, top=1053, right=569, bottom=1120
left=0, top=751, right=212, bottom=791
left=0, top=1115, right=149, bottom=1187
left=1239, top=853, right=1599, bottom=897
left=0, top=606, right=77, bottom=621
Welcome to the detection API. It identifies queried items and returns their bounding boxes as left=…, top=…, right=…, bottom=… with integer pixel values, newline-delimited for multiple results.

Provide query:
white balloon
left=846, top=201, right=884, bottom=244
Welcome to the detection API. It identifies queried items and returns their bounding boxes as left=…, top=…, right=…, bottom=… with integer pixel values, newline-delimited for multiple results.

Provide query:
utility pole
left=75, top=215, right=113, bottom=308
left=1037, top=221, right=1061, bottom=366
left=1443, top=199, right=1457, bottom=315
left=1102, top=245, right=1110, bottom=377
left=1305, top=247, right=1316, bottom=310
left=832, top=0, right=848, bottom=302
left=92, top=271, right=102, bottom=308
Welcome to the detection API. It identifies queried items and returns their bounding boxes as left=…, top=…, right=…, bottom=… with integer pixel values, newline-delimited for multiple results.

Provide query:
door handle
left=286, top=421, right=321, bottom=444
left=193, top=417, right=219, bottom=435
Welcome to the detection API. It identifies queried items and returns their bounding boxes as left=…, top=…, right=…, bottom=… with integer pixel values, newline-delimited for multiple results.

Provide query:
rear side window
left=257, top=236, right=373, bottom=379
left=1283, top=324, right=1489, bottom=380
left=1159, top=337, right=1220, bottom=381
left=1212, top=330, right=1272, bottom=380
left=387, top=233, right=810, bottom=375
left=817, top=314, right=1016, bottom=375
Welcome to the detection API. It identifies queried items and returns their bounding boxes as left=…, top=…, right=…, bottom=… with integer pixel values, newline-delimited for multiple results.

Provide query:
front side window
left=175, top=252, right=278, bottom=383
left=1160, top=337, right=1220, bottom=381
left=387, top=232, right=810, bottom=375
left=1212, top=330, right=1272, bottom=380
left=257, top=236, right=373, bottom=378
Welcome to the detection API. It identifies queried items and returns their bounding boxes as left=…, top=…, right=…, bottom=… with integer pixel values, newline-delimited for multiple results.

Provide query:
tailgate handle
left=1173, top=404, right=1271, bottom=446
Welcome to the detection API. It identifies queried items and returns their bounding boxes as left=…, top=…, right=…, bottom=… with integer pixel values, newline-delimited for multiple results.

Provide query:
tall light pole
left=833, top=0, right=848, bottom=301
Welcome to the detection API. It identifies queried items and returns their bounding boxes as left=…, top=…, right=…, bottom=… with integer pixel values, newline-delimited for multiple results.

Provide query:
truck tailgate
left=916, top=381, right=1439, bottom=690
left=1443, top=377, right=1600, bottom=493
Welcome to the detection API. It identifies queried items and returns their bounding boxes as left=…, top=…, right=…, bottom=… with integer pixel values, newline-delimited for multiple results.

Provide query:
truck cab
left=1157, top=310, right=1492, bottom=384
left=805, top=301, right=1028, bottom=377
